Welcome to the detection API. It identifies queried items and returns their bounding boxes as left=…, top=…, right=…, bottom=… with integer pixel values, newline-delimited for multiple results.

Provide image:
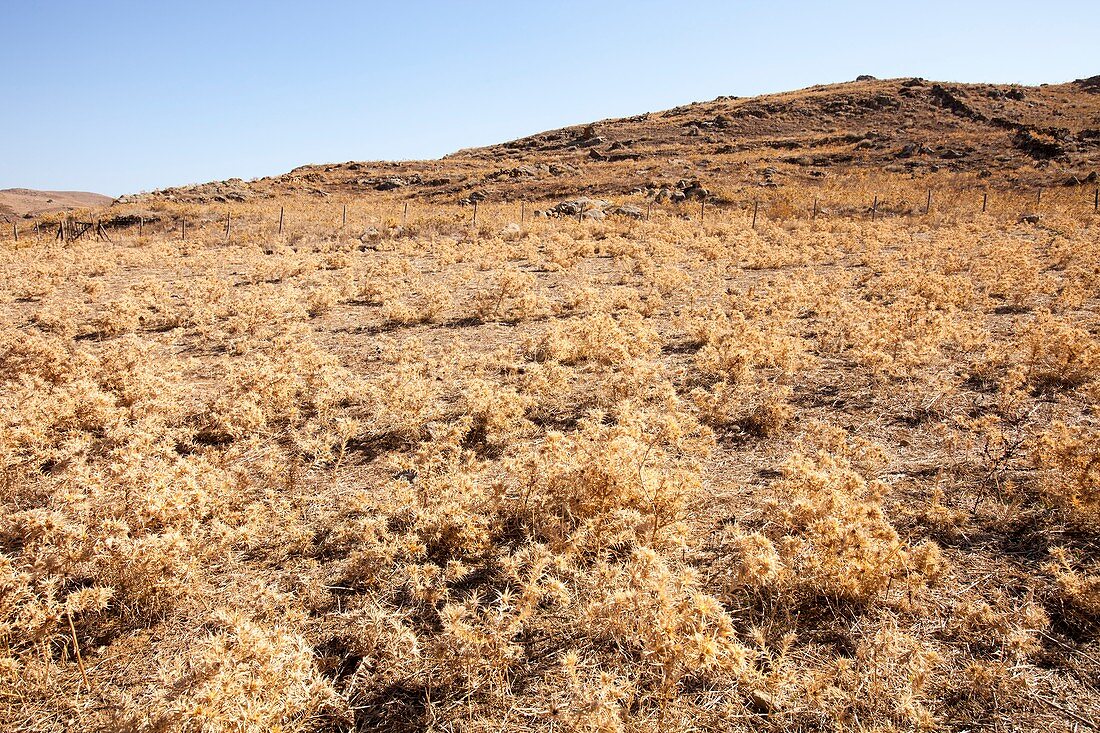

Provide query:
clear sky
left=2, top=1, right=1096, bottom=196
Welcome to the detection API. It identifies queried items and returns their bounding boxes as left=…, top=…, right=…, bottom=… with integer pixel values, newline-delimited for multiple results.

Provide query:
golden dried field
left=3, top=78, right=1100, bottom=732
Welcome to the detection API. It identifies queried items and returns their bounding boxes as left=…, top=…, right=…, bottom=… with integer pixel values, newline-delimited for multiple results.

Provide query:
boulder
left=607, top=204, right=645, bottom=219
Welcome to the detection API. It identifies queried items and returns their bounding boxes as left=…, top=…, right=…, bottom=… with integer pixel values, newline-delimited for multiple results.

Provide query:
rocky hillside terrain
left=118, top=76, right=1100, bottom=208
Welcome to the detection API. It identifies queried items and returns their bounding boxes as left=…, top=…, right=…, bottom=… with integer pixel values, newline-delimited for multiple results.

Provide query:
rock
left=682, top=184, right=709, bottom=201
left=1065, top=172, right=1098, bottom=185
left=358, top=226, right=381, bottom=242
left=1073, top=75, right=1100, bottom=93
left=855, top=74, right=877, bottom=81
left=901, top=77, right=926, bottom=87
left=1018, top=213, right=1041, bottom=224
left=581, top=209, right=606, bottom=221
left=500, top=222, right=522, bottom=236
left=607, top=204, right=644, bottom=219
left=654, top=187, right=673, bottom=203
left=374, top=177, right=407, bottom=191
left=548, top=197, right=610, bottom=218
left=749, top=689, right=778, bottom=713
left=675, top=179, right=709, bottom=200
left=940, top=149, right=966, bottom=160
left=1014, top=129, right=1065, bottom=159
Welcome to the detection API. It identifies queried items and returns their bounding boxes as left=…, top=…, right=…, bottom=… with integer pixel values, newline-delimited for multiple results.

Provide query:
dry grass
left=1, top=183, right=1099, bottom=732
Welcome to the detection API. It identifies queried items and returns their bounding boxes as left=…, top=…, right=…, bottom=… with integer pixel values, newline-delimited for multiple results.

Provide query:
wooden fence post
left=647, top=201, right=653, bottom=221
left=139, top=217, right=143, bottom=237
left=225, top=212, right=231, bottom=240
left=403, top=201, right=408, bottom=226
left=472, top=200, right=478, bottom=226
left=342, top=204, right=347, bottom=227
left=871, top=195, right=878, bottom=222
left=925, top=189, right=931, bottom=215
left=1037, top=189, right=1042, bottom=206
left=812, top=197, right=818, bottom=220
left=700, top=198, right=705, bottom=224
left=278, top=207, right=284, bottom=234
left=982, top=193, right=988, bottom=213
left=12, top=223, right=17, bottom=242
left=1095, top=187, right=1098, bottom=212
left=752, top=200, right=759, bottom=229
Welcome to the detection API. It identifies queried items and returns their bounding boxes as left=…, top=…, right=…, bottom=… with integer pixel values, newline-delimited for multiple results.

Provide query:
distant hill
left=0, top=188, right=115, bottom=220
left=121, top=76, right=1100, bottom=207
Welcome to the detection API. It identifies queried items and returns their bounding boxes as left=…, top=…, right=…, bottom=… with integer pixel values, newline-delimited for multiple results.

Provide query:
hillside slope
left=0, top=188, right=115, bottom=221
left=121, top=76, right=1100, bottom=207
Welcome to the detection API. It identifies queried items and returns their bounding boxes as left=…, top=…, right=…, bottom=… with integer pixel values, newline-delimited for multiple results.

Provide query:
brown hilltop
left=0, top=188, right=115, bottom=221
left=122, top=76, right=1100, bottom=207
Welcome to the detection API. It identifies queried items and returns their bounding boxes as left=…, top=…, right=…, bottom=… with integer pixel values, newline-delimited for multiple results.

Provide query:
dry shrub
left=525, top=312, right=658, bottom=366
left=765, top=451, right=945, bottom=604
left=1016, top=310, right=1100, bottom=392
left=584, top=548, right=751, bottom=715
left=1032, top=421, right=1100, bottom=527
left=158, top=609, right=342, bottom=732
left=510, top=403, right=711, bottom=549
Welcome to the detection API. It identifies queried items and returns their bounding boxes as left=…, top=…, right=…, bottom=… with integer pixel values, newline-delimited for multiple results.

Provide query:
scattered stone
left=855, top=74, right=877, bottom=82
left=607, top=204, right=644, bottom=219
left=548, top=197, right=611, bottom=217
left=358, top=226, right=381, bottom=242
left=1018, top=213, right=1041, bottom=224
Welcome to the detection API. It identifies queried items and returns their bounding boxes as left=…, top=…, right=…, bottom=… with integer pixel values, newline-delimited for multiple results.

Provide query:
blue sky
left=1, top=1, right=1096, bottom=195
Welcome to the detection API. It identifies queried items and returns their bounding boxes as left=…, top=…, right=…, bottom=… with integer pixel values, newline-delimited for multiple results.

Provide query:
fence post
left=812, top=197, right=818, bottom=220
left=700, top=198, right=705, bottom=224
left=871, top=196, right=878, bottom=222
left=647, top=201, right=653, bottom=221
left=342, top=204, right=347, bottom=227
left=1037, top=188, right=1042, bottom=206
left=225, top=212, right=231, bottom=240
left=1095, top=187, right=1098, bottom=212
left=278, top=207, right=284, bottom=234
left=12, top=223, right=17, bottom=242
left=403, top=201, right=408, bottom=226
left=982, top=193, right=988, bottom=213
left=751, top=200, right=758, bottom=229
left=139, top=217, right=143, bottom=237
left=181, top=218, right=186, bottom=241
left=472, top=200, right=478, bottom=226
left=925, top=189, right=931, bottom=215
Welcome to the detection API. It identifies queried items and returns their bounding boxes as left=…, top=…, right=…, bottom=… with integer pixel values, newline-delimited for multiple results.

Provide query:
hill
left=121, top=76, right=1100, bottom=207
left=0, top=188, right=114, bottom=221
